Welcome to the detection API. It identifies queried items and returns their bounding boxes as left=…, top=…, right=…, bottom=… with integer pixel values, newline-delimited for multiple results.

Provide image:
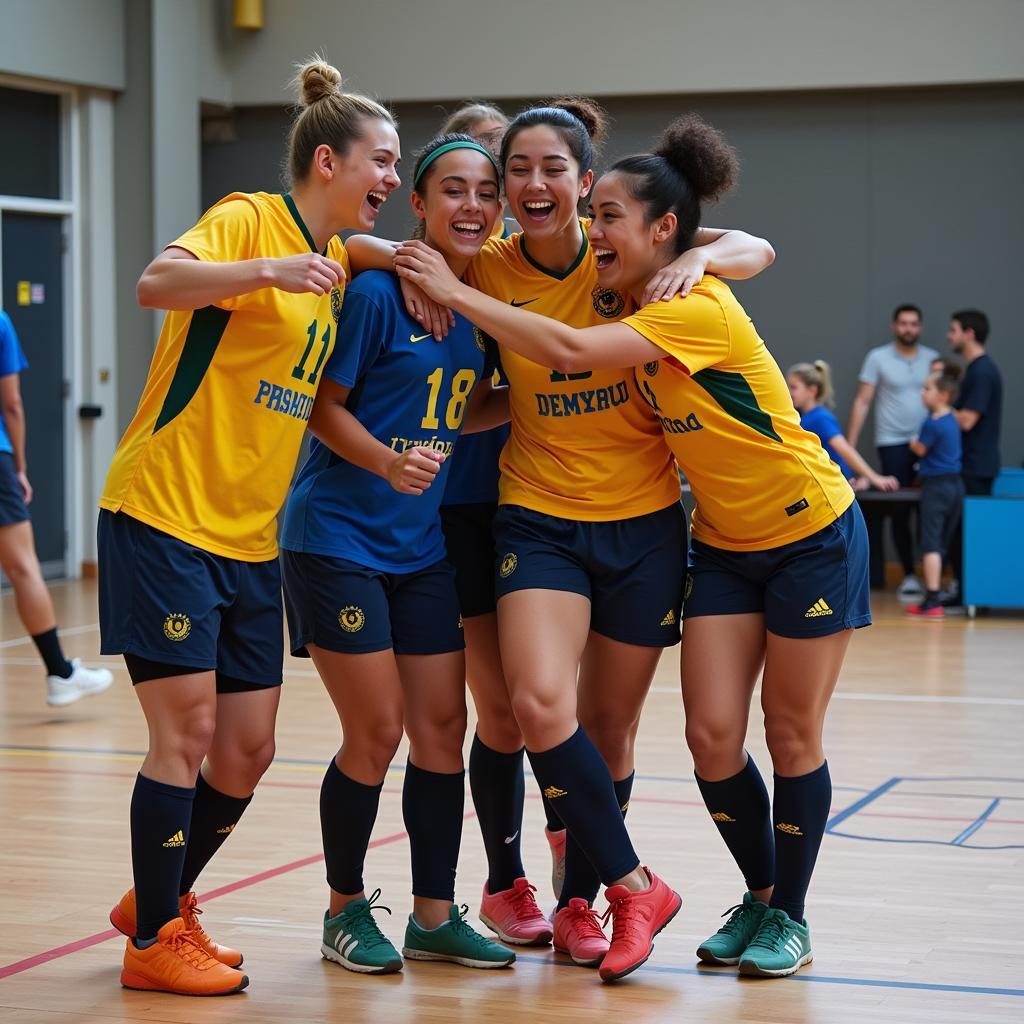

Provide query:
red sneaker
left=545, top=827, right=566, bottom=900
left=906, top=603, right=944, bottom=617
left=479, top=878, right=553, bottom=946
left=552, top=897, right=610, bottom=966
left=598, top=868, right=681, bottom=982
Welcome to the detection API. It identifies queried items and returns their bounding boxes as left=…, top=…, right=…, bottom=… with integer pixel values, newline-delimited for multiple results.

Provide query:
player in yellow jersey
left=396, top=113, right=870, bottom=983
left=99, top=58, right=400, bottom=997
left=385, top=99, right=774, bottom=983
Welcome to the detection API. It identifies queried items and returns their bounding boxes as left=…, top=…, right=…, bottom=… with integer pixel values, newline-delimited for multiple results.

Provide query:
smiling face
left=587, top=171, right=674, bottom=296
left=411, top=149, right=501, bottom=265
left=503, top=124, right=593, bottom=242
left=328, top=117, right=402, bottom=231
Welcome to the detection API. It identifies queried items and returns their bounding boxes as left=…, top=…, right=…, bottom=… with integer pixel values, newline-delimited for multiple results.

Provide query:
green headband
left=413, top=140, right=501, bottom=188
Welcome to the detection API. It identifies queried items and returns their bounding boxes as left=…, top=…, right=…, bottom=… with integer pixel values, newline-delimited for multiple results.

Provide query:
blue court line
left=953, top=797, right=1000, bottom=845
left=827, top=829, right=1024, bottom=850
left=513, top=954, right=1024, bottom=997
left=826, top=776, right=900, bottom=830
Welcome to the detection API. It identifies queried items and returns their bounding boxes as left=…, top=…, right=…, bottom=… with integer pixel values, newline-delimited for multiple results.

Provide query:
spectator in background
left=0, top=309, right=113, bottom=705
left=906, top=370, right=964, bottom=617
left=787, top=361, right=899, bottom=492
left=943, top=309, right=1003, bottom=605
left=847, top=304, right=937, bottom=598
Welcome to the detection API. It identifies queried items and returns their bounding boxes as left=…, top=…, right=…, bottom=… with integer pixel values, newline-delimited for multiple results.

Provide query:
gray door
left=1, top=212, right=66, bottom=577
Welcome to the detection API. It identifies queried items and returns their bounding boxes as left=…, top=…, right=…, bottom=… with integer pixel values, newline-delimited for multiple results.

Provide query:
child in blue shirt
left=787, top=361, right=898, bottom=491
left=907, top=371, right=964, bottom=616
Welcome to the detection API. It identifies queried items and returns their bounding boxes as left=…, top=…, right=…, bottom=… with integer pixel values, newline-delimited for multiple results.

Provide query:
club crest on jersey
left=163, top=613, right=192, bottom=642
left=643, top=361, right=659, bottom=377
left=330, top=286, right=343, bottom=325
left=338, top=606, right=365, bottom=633
left=499, top=553, right=518, bottom=578
left=592, top=286, right=625, bottom=319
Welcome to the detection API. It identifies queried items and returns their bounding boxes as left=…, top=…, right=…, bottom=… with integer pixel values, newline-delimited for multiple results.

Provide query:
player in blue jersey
left=280, top=134, right=516, bottom=974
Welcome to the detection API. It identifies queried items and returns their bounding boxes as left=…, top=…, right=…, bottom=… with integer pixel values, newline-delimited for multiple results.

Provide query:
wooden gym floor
left=1, top=580, right=1021, bottom=1023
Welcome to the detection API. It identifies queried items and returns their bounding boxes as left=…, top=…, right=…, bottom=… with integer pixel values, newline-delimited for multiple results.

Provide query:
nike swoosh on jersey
left=510, top=299, right=538, bottom=307
left=409, top=332, right=433, bottom=342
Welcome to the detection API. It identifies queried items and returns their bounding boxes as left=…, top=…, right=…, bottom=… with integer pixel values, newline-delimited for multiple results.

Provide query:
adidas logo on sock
left=162, top=830, right=185, bottom=848
left=660, top=609, right=676, bottom=626
left=711, top=811, right=736, bottom=822
left=543, top=785, right=568, bottom=799
left=776, top=822, right=803, bottom=836
left=804, top=598, right=833, bottom=618
left=216, top=824, right=235, bottom=835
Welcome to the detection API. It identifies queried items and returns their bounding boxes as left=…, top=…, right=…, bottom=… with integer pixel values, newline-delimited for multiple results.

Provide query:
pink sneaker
left=598, top=867, right=682, bottom=982
left=479, top=878, right=553, bottom=946
left=552, top=897, right=610, bottom=967
left=545, top=827, right=566, bottom=900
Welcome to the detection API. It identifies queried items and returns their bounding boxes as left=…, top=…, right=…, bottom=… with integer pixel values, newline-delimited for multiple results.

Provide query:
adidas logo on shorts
left=804, top=598, right=833, bottom=618
left=660, top=609, right=676, bottom=626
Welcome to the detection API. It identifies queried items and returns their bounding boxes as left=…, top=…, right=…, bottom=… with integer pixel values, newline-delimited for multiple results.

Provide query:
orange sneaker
left=120, top=916, right=249, bottom=995
left=110, top=888, right=243, bottom=968
left=598, top=867, right=681, bottom=983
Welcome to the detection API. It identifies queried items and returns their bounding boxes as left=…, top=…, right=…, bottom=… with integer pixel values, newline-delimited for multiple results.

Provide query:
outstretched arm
left=827, top=432, right=899, bottom=491
left=395, top=241, right=664, bottom=373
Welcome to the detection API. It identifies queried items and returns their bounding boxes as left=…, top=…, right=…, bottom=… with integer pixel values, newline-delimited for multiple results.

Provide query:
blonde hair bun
left=296, top=57, right=343, bottom=107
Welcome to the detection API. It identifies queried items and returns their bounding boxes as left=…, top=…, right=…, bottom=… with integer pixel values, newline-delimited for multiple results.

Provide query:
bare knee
left=580, top=711, right=636, bottom=778
left=474, top=697, right=523, bottom=752
left=153, top=712, right=217, bottom=778
left=510, top=684, right=576, bottom=747
left=1, top=552, right=40, bottom=587
left=409, top=703, right=468, bottom=756
left=685, top=717, right=747, bottom=780
left=764, top=718, right=822, bottom=776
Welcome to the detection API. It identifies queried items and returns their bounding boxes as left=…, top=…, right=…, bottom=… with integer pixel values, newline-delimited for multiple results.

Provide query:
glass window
left=0, top=86, right=61, bottom=199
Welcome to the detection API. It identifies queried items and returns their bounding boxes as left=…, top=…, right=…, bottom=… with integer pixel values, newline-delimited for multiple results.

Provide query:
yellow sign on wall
left=17, top=281, right=31, bottom=306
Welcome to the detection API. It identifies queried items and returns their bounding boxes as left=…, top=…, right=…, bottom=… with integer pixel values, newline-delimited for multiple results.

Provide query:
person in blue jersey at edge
left=280, top=133, right=515, bottom=975
left=787, top=361, right=898, bottom=492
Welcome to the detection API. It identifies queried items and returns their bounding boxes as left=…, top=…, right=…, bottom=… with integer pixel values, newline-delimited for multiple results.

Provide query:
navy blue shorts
left=684, top=502, right=871, bottom=638
left=281, top=550, right=465, bottom=657
left=97, top=510, right=284, bottom=688
left=441, top=502, right=498, bottom=618
left=492, top=503, right=686, bottom=648
left=919, top=474, right=964, bottom=557
left=0, top=453, right=30, bottom=527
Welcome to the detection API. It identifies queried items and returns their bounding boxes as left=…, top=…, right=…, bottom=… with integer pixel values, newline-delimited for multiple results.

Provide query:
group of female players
left=96, top=57, right=871, bottom=996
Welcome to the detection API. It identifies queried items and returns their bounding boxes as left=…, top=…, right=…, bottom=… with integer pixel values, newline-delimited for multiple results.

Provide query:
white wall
left=222, top=0, right=1024, bottom=104
left=0, top=0, right=125, bottom=90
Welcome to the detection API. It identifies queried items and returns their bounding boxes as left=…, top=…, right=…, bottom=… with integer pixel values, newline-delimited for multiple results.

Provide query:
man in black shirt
left=945, top=309, right=1003, bottom=601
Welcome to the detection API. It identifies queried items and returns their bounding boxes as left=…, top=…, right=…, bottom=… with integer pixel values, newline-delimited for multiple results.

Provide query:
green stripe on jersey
left=691, top=367, right=782, bottom=443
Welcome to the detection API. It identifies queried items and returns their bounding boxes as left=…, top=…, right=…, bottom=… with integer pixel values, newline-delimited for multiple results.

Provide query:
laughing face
left=331, top=117, right=402, bottom=231
left=502, top=124, right=593, bottom=243
left=411, top=149, right=501, bottom=265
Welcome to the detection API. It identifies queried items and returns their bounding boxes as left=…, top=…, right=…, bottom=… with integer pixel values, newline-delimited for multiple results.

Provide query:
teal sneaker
left=696, top=892, right=769, bottom=965
left=738, top=907, right=813, bottom=977
left=403, top=904, right=516, bottom=969
left=321, top=889, right=403, bottom=974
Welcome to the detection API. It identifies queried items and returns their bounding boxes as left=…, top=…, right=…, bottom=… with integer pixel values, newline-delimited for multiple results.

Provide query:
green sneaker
left=696, top=892, right=769, bottom=965
left=403, top=904, right=516, bottom=969
left=321, top=889, right=403, bottom=974
left=738, top=907, right=813, bottom=977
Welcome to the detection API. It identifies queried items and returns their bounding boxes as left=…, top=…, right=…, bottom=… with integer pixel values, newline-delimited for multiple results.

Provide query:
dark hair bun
left=296, top=57, right=343, bottom=106
left=550, top=97, right=608, bottom=145
left=656, top=114, right=738, bottom=202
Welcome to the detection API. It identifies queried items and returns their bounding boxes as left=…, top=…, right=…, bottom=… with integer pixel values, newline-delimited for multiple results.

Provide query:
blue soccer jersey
left=281, top=270, right=490, bottom=571
left=0, top=311, right=29, bottom=455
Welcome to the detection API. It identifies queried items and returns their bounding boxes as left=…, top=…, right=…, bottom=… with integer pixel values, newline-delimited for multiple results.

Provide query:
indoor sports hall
left=1, top=2, right=1021, bottom=1022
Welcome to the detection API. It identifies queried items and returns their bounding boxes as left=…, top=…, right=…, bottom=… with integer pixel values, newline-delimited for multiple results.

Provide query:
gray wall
left=203, top=84, right=1023, bottom=468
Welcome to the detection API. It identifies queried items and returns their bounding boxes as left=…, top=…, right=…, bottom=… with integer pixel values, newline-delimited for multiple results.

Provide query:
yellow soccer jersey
left=624, top=276, right=853, bottom=550
left=100, top=192, right=350, bottom=561
left=466, top=222, right=679, bottom=520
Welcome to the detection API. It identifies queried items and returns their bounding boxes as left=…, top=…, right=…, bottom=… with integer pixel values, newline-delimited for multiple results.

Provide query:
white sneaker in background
left=46, top=659, right=114, bottom=707
left=897, top=574, right=925, bottom=600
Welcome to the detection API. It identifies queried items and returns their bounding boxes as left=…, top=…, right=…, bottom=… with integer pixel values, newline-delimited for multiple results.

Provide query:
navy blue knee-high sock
left=695, top=755, right=775, bottom=893
left=178, top=773, right=253, bottom=895
left=557, top=772, right=634, bottom=910
left=320, top=759, right=383, bottom=896
left=770, top=761, right=831, bottom=922
left=526, top=728, right=638, bottom=885
left=403, top=760, right=465, bottom=901
left=131, top=773, right=195, bottom=940
left=469, top=734, right=526, bottom=893
left=541, top=791, right=564, bottom=832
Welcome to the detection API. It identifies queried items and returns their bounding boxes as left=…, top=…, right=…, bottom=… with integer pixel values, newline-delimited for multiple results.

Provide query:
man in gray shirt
left=847, top=304, right=937, bottom=597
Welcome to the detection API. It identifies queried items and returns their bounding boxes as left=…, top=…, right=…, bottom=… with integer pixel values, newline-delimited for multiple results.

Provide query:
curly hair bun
left=296, top=57, right=343, bottom=106
left=656, top=114, right=738, bottom=202
left=550, top=96, right=609, bottom=145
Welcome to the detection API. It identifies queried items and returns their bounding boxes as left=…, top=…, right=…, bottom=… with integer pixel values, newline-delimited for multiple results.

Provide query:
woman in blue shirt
left=281, top=134, right=516, bottom=975
left=787, top=361, right=898, bottom=492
